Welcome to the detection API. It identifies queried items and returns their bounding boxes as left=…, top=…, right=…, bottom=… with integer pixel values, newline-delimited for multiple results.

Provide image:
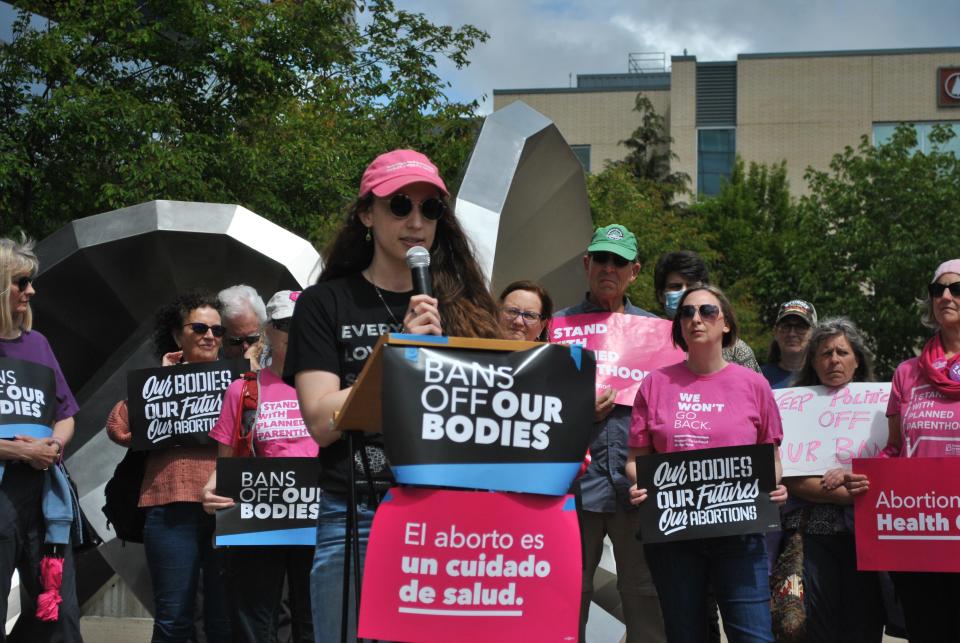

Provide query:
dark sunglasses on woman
left=679, top=304, right=721, bottom=322
left=226, top=333, right=261, bottom=346
left=388, top=193, right=447, bottom=221
left=928, top=281, right=960, bottom=298
left=11, top=275, right=32, bottom=291
left=184, top=322, right=227, bottom=338
left=271, top=318, right=291, bottom=332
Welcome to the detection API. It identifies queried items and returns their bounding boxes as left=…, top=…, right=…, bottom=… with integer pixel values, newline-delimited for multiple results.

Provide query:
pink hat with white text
left=932, top=259, right=960, bottom=283
left=358, top=149, right=448, bottom=198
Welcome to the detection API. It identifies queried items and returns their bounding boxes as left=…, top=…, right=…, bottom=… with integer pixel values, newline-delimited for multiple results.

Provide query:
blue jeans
left=646, top=534, right=773, bottom=643
left=310, top=493, right=375, bottom=643
left=143, top=503, right=230, bottom=643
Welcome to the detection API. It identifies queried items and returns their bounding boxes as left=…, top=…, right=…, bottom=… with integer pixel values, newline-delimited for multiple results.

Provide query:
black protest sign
left=381, top=343, right=595, bottom=495
left=127, top=360, right=246, bottom=451
left=635, top=444, right=780, bottom=543
left=215, top=457, right=322, bottom=546
left=0, top=357, right=57, bottom=436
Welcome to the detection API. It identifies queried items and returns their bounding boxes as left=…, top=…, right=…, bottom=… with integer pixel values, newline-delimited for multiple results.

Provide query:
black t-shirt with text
left=283, top=272, right=409, bottom=496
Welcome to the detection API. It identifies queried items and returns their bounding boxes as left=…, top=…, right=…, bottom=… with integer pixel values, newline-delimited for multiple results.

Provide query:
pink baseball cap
left=358, top=149, right=448, bottom=198
left=933, top=259, right=960, bottom=283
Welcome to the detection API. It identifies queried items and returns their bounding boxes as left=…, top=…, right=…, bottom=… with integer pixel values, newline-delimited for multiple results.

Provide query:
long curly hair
left=320, top=196, right=502, bottom=339
left=151, top=291, right=223, bottom=359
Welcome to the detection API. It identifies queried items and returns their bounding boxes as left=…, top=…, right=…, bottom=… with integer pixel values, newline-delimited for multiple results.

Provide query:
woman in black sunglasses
left=0, top=236, right=83, bottom=641
left=106, top=291, right=231, bottom=643
left=625, top=285, right=788, bottom=642
left=843, top=259, right=960, bottom=642
left=283, top=149, right=501, bottom=642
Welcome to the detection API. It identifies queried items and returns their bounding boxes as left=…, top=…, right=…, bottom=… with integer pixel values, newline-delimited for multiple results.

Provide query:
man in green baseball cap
left=553, top=223, right=664, bottom=643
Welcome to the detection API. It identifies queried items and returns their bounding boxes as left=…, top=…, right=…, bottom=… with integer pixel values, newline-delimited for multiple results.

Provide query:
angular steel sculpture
left=456, top=100, right=594, bottom=309
left=32, top=200, right=321, bottom=610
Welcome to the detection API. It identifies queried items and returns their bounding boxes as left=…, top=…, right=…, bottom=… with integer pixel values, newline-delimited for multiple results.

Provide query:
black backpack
left=101, top=448, right=147, bottom=543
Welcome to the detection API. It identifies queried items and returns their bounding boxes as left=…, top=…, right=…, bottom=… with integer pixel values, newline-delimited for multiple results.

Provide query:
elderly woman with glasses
left=843, top=259, right=960, bottom=642
left=498, top=280, right=553, bottom=341
left=626, top=285, right=788, bottom=642
left=106, top=291, right=231, bottom=643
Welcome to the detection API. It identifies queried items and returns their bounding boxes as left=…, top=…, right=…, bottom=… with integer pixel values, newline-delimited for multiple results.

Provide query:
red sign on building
left=938, top=67, right=960, bottom=107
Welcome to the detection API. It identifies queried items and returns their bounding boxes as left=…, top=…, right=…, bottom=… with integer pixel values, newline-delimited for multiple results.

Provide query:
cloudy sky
left=397, top=0, right=960, bottom=113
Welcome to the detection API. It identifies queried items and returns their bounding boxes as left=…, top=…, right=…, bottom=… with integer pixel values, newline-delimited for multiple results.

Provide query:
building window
left=873, top=122, right=960, bottom=157
left=698, top=128, right=735, bottom=196
left=571, top=144, right=591, bottom=173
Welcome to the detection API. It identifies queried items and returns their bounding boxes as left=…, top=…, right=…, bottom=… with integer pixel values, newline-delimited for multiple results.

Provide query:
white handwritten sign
left=776, top=382, right=891, bottom=477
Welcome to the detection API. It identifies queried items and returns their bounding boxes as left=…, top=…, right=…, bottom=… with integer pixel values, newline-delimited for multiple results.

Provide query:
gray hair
left=793, top=316, right=875, bottom=386
left=0, top=236, right=39, bottom=335
left=217, top=284, right=266, bottom=324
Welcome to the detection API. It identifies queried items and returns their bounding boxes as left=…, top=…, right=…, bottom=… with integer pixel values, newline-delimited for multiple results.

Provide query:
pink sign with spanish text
left=358, top=488, right=581, bottom=643
left=549, top=312, right=684, bottom=405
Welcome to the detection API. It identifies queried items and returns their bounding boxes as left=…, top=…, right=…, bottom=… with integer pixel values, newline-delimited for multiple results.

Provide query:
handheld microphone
left=405, top=246, right=433, bottom=297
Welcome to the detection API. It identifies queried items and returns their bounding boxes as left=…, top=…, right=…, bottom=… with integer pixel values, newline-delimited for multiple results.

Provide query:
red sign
left=938, top=67, right=960, bottom=107
left=549, top=312, right=684, bottom=405
left=853, top=457, right=960, bottom=572
left=358, top=488, right=581, bottom=643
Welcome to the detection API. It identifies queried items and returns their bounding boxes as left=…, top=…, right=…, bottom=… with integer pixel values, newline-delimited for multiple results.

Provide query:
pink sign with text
left=358, top=488, right=581, bottom=643
left=854, top=457, right=960, bottom=572
left=549, top=312, right=683, bottom=405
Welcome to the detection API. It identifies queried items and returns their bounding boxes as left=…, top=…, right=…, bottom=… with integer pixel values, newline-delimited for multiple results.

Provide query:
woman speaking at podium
left=283, top=149, right=500, bottom=642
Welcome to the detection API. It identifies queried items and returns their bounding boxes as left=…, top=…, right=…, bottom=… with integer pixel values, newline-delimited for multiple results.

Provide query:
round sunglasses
left=226, top=333, right=261, bottom=347
left=10, top=275, right=33, bottom=291
left=386, top=193, right=447, bottom=221
left=183, top=322, right=227, bottom=338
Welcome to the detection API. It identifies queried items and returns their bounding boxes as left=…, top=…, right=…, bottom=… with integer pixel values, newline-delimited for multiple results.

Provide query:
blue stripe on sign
left=0, top=424, right=53, bottom=440
left=215, top=527, right=316, bottom=547
left=569, top=345, right=582, bottom=370
left=390, top=333, right=449, bottom=344
left=391, top=462, right=582, bottom=496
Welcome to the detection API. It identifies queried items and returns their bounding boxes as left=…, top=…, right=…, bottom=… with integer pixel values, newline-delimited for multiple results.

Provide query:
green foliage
left=0, top=0, right=487, bottom=245
left=795, top=124, right=960, bottom=377
left=690, top=158, right=801, bottom=352
left=612, top=94, right=690, bottom=207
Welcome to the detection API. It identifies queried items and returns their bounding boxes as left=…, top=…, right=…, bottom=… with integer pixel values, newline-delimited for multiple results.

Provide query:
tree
left=691, top=158, right=801, bottom=351
left=0, top=0, right=487, bottom=245
left=613, top=94, right=690, bottom=207
left=793, top=124, right=960, bottom=377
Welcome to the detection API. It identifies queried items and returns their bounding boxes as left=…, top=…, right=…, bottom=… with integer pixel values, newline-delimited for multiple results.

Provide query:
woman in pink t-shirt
left=625, top=285, right=788, bottom=642
left=844, top=259, right=960, bottom=642
left=202, top=290, right=317, bottom=643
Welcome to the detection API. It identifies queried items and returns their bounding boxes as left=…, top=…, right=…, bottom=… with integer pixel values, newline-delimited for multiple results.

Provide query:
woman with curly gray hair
left=783, top=317, right=884, bottom=642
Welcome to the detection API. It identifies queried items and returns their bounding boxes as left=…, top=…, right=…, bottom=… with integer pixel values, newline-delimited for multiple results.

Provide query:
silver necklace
left=365, top=271, right=402, bottom=327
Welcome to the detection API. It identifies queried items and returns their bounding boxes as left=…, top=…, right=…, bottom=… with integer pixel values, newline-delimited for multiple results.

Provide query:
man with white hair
left=218, top=284, right=267, bottom=360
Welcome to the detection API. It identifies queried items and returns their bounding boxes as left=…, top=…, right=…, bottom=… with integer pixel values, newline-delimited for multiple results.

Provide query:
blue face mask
left=664, top=289, right=685, bottom=319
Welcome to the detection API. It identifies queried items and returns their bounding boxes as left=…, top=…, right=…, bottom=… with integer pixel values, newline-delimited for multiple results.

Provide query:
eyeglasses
left=11, top=275, right=32, bottom=291
left=928, top=281, right=960, bottom=298
left=589, top=251, right=630, bottom=268
left=388, top=193, right=447, bottom=221
left=184, top=322, right=227, bottom=338
left=226, top=333, right=261, bottom=346
left=501, top=307, right=544, bottom=325
left=679, top=304, right=721, bottom=322
left=271, top=318, right=291, bottom=332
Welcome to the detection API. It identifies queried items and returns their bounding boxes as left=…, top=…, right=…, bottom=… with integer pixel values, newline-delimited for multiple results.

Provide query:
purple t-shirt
left=630, top=362, right=783, bottom=453
left=887, top=356, right=960, bottom=458
left=0, top=329, right=78, bottom=421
